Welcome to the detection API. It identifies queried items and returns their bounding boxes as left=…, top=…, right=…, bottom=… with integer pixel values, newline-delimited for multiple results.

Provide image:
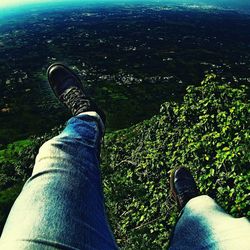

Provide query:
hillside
left=0, top=74, right=249, bottom=248
left=1, top=5, right=250, bottom=145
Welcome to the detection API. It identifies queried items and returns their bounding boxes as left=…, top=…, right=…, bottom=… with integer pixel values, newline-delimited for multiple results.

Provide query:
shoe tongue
left=55, top=77, right=76, bottom=96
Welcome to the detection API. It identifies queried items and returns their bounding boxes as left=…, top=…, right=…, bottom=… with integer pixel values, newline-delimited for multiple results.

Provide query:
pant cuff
left=76, top=111, right=105, bottom=134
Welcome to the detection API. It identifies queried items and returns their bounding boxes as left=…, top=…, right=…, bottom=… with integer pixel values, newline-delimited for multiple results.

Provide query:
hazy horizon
left=0, top=0, right=250, bottom=9
left=0, top=0, right=250, bottom=17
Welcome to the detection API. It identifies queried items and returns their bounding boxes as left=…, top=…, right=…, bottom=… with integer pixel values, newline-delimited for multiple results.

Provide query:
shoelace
left=60, top=87, right=91, bottom=115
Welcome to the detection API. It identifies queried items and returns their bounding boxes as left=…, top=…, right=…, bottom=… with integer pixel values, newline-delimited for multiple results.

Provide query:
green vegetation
left=0, top=75, right=249, bottom=248
left=1, top=6, right=250, bottom=145
left=0, top=139, right=33, bottom=189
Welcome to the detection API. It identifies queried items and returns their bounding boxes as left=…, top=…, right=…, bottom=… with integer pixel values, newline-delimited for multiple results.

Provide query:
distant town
left=0, top=4, right=250, bottom=145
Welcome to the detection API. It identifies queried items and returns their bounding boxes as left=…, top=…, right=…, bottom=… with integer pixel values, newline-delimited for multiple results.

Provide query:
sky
left=0, top=0, right=250, bottom=11
left=0, top=0, right=60, bottom=8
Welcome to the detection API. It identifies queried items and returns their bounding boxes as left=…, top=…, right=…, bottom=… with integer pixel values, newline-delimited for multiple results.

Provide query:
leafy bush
left=0, top=140, right=33, bottom=189
left=0, top=74, right=249, bottom=248
left=101, top=74, right=249, bottom=249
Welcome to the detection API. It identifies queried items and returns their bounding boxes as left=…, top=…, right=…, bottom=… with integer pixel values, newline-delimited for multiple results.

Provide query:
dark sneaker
left=47, top=63, right=106, bottom=124
left=170, top=167, right=199, bottom=210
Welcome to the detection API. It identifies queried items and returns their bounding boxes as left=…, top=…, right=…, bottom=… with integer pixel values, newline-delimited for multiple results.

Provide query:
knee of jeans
left=40, top=137, right=58, bottom=151
left=184, top=195, right=220, bottom=216
left=36, top=136, right=76, bottom=158
left=32, top=139, right=80, bottom=176
left=35, top=135, right=98, bottom=167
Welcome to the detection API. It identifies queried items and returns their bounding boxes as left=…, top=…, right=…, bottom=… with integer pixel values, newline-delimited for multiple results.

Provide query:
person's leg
left=1, top=63, right=117, bottom=249
left=0, top=112, right=117, bottom=249
left=169, top=195, right=250, bottom=250
left=169, top=167, right=250, bottom=250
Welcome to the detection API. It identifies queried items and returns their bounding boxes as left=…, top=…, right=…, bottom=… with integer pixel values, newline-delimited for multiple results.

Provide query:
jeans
left=0, top=113, right=117, bottom=249
left=0, top=113, right=249, bottom=249
left=169, top=195, right=250, bottom=250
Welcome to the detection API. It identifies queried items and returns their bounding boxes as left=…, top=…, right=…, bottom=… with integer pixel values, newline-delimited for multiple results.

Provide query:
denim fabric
left=1, top=114, right=249, bottom=249
left=0, top=114, right=118, bottom=250
left=169, top=195, right=250, bottom=250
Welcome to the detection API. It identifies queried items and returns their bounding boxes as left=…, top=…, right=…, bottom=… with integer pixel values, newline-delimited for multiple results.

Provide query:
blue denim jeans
left=0, top=113, right=249, bottom=249
left=169, top=195, right=250, bottom=250
left=0, top=113, right=118, bottom=249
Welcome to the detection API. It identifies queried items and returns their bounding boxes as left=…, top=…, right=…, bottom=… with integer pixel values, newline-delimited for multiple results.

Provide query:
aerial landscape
left=1, top=0, right=250, bottom=144
left=0, top=0, right=249, bottom=248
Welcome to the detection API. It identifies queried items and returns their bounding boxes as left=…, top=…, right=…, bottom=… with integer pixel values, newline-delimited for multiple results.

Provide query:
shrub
left=101, top=74, right=249, bottom=248
left=0, top=74, right=249, bottom=248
